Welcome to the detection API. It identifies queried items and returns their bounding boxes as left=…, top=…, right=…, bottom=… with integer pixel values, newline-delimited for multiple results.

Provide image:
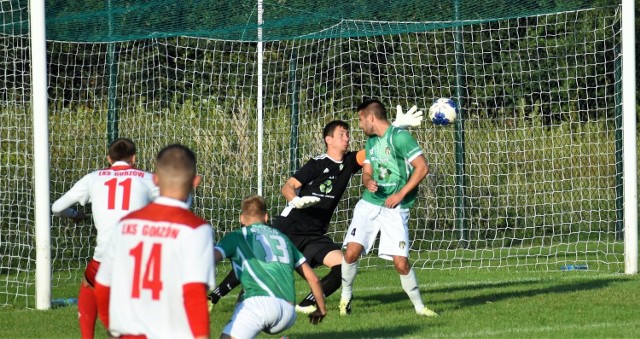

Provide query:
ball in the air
left=428, top=98, right=458, bottom=126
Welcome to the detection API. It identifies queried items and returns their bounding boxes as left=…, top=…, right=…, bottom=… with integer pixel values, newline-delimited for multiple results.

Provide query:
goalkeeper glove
left=392, top=104, right=423, bottom=128
left=288, top=196, right=321, bottom=209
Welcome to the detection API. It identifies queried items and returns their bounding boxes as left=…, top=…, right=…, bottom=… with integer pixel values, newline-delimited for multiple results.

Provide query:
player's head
left=107, top=138, right=136, bottom=164
left=357, top=98, right=387, bottom=136
left=323, top=120, right=350, bottom=153
left=239, top=194, right=268, bottom=226
left=154, top=144, right=200, bottom=200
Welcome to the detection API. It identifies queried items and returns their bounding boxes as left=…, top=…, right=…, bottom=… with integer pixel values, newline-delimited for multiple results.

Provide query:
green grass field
left=2, top=266, right=639, bottom=338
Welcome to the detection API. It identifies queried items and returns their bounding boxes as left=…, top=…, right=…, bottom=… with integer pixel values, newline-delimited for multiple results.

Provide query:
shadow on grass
left=358, top=276, right=629, bottom=315
left=285, top=324, right=422, bottom=339
left=443, top=277, right=627, bottom=308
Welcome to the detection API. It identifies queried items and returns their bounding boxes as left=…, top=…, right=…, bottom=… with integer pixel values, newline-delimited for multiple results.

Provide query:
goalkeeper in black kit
left=209, top=105, right=424, bottom=313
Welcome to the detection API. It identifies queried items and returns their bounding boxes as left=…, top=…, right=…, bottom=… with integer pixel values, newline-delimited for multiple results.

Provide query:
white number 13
left=256, top=234, right=290, bottom=264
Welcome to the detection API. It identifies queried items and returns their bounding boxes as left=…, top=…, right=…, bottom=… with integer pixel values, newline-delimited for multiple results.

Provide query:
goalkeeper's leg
left=298, top=264, right=341, bottom=307
left=208, top=270, right=240, bottom=305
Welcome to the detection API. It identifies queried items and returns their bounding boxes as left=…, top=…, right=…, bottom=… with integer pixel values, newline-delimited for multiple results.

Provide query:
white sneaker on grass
left=339, top=298, right=352, bottom=316
left=417, top=306, right=438, bottom=317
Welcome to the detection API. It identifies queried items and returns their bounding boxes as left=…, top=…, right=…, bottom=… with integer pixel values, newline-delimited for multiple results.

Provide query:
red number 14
left=129, top=242, right=163, bottom=300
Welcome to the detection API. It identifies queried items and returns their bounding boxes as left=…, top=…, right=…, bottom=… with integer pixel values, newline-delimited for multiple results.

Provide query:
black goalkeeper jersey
left=272, top=151, right=362, bottom=236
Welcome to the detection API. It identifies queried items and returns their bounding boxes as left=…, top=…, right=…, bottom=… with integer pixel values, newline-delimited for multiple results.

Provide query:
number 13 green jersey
left=215, top=223, right=306, bottom=303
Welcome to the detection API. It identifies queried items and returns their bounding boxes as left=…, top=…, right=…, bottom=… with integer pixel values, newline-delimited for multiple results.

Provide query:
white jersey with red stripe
left=51, top=161, right=157, bottom=262
left=95, top=197, right=216, bottom=339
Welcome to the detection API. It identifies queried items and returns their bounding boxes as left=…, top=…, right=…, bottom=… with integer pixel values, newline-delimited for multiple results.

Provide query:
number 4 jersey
left=51, top=161, right=158, bottom=262
left=215, top=223, right=306, bottom=303
left=95, top=197, right=216, bottom=338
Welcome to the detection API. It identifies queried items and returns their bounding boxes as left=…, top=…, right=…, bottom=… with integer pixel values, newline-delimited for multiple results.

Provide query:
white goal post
left=621, top=0, right=637, bottom=275
left=29, top=0, right=51, bottom=310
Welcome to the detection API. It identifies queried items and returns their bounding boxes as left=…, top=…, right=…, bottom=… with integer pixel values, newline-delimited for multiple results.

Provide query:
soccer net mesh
left=0, top=1, right=629, bottom=307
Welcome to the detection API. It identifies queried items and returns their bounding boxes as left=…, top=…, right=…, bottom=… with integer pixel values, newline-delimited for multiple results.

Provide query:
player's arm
left=295, top=262, right=327, bottom=324
left=385, top=154, right=428, bottom=208
left=361, top=162, right=377, bottom=193
left=281, top=176, right=320, bottom=209
left=281, top=177, right=302, bottom=203
left=52, top=176, right=90, bottom=223
left=182, top=283, right=209, bottom=339
left=213, top=248, right=224, bottom=264
left=182, top=225, right=216, bottom=339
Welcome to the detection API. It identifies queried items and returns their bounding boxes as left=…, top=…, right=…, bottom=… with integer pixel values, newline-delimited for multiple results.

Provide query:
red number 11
left=104, top=177, right=132, bottom=210
left=129, top=242, right=163, bottom=300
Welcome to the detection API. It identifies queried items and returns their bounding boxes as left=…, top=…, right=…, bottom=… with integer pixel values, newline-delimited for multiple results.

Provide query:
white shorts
left=342, top=199, right=410, bottom=260
left=222, top=296, right=296, bottom=338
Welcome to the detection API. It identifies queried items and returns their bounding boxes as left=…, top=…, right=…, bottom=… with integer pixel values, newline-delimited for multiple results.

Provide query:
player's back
left=217, top=223, right=305, bottom=303
left=85, top=163, right=156, bottom=261
left=101, top=198, right=215, bottom=339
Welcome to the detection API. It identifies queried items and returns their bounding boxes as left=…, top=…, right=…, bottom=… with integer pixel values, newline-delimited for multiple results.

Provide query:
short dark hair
left=155, top=144, right=197, bottom=186
left=357, top=98, right=387, bottom=120
left=108, top=138, right=136, bottom=162
left=323, top=120, right=349, bottom=144
left=241, top=194, right=267, bottom=219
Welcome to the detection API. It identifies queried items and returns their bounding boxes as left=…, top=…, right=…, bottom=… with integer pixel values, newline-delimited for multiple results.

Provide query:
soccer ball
left=428, top=98, right=458, bottom=126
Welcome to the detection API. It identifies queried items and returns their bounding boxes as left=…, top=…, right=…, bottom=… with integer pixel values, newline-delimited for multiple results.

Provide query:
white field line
left=427, top=321, right=638, bottom=338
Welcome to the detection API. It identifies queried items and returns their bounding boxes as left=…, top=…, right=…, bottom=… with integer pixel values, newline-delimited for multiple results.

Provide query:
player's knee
left=343, top=252, right=358, bottom=264
left=393, top=259, right=410, bottom=274
left=394, top=265, right=410, bottom=275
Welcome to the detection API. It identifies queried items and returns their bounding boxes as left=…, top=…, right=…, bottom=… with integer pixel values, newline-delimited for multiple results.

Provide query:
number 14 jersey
left=96, top=197, right=216, bottom=338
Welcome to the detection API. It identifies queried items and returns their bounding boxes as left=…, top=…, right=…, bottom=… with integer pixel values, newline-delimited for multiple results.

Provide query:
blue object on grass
left=560, top=264, right=588, bottom=271
left=51, top=298, right=78, bottom=307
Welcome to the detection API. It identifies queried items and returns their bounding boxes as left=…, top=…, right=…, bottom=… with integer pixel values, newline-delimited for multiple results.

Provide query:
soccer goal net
left=0, top=0, right=635, bottom=308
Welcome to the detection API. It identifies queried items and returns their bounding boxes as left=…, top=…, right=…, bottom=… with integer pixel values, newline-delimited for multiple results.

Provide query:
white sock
left=400, top=269, right=424, bottom=311
left=340, top=257, right=358, bottom=300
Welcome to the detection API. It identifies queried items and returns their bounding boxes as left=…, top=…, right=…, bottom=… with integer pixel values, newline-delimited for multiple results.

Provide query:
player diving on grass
left=51, top=138, right=157, bottom=339
left=208, top=104, right=424, bottom=314
left=215, top=195, right=326, bottom=338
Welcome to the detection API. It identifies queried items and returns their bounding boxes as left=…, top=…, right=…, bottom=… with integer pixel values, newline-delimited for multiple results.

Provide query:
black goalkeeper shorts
left=285, top=233, right=341, bottom=268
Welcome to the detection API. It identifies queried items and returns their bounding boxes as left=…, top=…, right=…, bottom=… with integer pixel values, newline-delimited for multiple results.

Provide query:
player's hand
left=365, top=180, right=378, bottom=193
left=288, top=196, right=321, bottom=209
left=72, top=211, right=89, bottom=224
left=308, top=309, right=326, bottom=324
left=384, top=193, right=403, bottom=209
left=392, top=104, right=423, bottom=128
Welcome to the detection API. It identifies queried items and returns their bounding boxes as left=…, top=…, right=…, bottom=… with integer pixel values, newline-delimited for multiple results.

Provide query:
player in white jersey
left=340, top=99, right=438, bottom=317
left=95, top=144, right=215, bottom=339
left=52, top=138, right=157, bottom=339
left=215, top=195, right=326, bottom=339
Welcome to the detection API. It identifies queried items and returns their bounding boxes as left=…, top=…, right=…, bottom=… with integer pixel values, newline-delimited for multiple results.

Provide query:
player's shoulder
left=311, top=153, right=331, bottom=163
left=123, top=203, right=208, bottom=229
left=390, top=126, right=417, bottom=141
